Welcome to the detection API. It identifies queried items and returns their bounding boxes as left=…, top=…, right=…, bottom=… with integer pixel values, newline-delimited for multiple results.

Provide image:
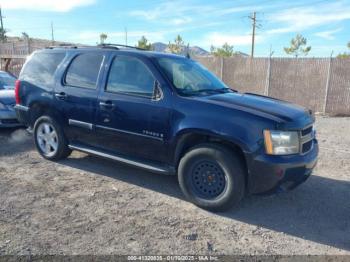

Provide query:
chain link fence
left=194, top=56, right=350, bottom=116
left=1, top=41, right=349, bottom=115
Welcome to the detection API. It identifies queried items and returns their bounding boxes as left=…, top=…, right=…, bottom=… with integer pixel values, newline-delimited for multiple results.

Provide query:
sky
left=1, top=0, right=350, bottom=57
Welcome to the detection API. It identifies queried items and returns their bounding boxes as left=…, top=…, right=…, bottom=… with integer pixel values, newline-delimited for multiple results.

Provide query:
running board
left=68, top=144, right=175, bottom=175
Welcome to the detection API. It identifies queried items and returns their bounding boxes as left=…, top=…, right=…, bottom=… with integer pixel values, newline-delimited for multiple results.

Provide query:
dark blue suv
left=15, top=45, right=318, bottom=211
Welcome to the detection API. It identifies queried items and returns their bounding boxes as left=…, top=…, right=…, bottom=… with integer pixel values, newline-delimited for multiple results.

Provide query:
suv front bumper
left=247, top=139, right=318, bottom=194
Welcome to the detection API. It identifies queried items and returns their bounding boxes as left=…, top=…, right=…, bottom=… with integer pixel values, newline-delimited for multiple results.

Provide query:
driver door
left=93, top=54, right=171, bottom=163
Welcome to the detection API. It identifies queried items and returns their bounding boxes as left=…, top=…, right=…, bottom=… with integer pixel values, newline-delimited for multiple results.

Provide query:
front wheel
left=178, top=144, right=245, bottom=212
left=34, top=115, right=72, bottom=160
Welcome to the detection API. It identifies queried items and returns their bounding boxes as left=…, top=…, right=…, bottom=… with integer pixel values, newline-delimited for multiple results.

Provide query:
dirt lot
left=0, top=116, right=349, bottom=255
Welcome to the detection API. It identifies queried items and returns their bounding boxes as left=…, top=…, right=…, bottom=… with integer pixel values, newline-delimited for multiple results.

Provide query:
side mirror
left=152, top=80, right=163, bottom=101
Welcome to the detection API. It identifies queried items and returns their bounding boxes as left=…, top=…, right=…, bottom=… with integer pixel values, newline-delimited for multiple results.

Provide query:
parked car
left=14, top=45, right=318, bottom=211
left=0, top=89, right=22, bottom=128
left=0, top=71, right=17, bottom=90
left=0, top=71, right=21, bottom=128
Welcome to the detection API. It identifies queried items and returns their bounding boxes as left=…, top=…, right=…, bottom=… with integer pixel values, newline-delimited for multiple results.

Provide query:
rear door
left=54, top=51, right=106, bottom=145
left=93, top=54, right=172, bottom=163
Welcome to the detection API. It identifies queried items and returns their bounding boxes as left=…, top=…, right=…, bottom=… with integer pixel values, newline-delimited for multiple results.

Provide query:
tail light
left=15, top=80, right=21, bottom=104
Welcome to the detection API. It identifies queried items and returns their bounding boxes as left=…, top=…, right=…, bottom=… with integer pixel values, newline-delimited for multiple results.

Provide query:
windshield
left=156, top=57, right=233, bottom=96
left=0, top=73, right=16, bottom=89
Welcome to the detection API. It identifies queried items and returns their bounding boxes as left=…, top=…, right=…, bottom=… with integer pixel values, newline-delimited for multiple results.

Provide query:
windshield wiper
left=197, top=88, right=232, bottom=94
left=181, top=88, right=236, bottom=96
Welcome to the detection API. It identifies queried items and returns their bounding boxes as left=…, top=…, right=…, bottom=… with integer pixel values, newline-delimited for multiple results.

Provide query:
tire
left=33, top=115, right=72, bottom=160
left=178, top=143, right=245, bottom=212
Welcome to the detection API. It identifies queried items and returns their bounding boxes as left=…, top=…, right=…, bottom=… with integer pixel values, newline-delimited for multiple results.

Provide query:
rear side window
left=65, top=53, right=103, bottom=89
left=106, top=56, right=155, bottom=97
left=20, top=52, right=65, bottom=86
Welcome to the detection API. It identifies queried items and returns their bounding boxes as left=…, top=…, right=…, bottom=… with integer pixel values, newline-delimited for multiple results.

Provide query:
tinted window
left=106, top=56, right=155, bottom=97
left=20, top=52, right=65, bottom=87
left=65, top=53, right=103, bottom=89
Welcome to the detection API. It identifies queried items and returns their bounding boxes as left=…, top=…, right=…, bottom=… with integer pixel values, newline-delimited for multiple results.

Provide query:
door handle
left=55, top=92, right=67, bottom=100
left=99, top=101, right=114, bottom=108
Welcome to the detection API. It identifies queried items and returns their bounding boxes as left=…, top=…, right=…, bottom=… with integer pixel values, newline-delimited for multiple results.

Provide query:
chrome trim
left=14, top=105, right=29, bottom=112
left=68, top=119, right=93, bottom=130
left=68, top=144, right=170, bottom=174
left=95, top=124, right=164, bottom=141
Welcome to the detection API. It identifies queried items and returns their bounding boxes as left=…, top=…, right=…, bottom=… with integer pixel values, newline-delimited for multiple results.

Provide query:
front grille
left=300, top=125, right=314, bottom=154
left=301, top=126, right=312, bottom=136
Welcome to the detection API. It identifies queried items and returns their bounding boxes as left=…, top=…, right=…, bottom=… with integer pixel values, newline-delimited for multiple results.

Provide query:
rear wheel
left=34, top=116, right=71, bottom=160
left=178, top=144, right=245, bottom=212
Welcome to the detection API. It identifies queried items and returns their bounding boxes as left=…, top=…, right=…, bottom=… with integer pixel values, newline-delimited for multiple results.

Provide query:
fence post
left=264, top=56, right=271, bottom=96
left=26, top=38, right=31, bottom=54
left=220, top=56, right=224, bottom=80
left=323, top=52, right=333, bottom=114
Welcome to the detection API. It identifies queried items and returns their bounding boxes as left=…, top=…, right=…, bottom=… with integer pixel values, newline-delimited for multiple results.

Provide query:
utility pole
left=51, top=21, right=55, bottom=45
left=125, top=27, right=128, bottom=46
left=249, top=11, right=257, bottom=58
left=0, top=6, right=5, bottom=42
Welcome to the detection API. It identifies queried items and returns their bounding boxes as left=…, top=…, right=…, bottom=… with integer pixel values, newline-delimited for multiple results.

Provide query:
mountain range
left=152, top=42, right=210, bottom=56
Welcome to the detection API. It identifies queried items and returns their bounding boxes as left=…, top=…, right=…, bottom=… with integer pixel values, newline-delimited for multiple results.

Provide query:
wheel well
left=29, top=103, right=62, bottom=127
left=175, top=133, right=249, bottom=188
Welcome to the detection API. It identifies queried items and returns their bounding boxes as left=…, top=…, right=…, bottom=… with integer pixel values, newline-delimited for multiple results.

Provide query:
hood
left=195, top=92, right=313, bottom=124
left=0, top=89, right=16, bottom=105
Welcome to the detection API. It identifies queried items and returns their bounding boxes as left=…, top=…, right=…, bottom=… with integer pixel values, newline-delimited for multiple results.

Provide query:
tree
left=0, top=28, right=7, bottom=42
left=99, top=33, right=108, bottom=44
left=210, top=43, right=235, bottom=57
left=337, top=42, right=350, bottom=58
left=337, top=53, right=350, bottom=58
left=167, top=35, right=185, bottom=54
left=284, top=34, right=311, bottom=57
left=137, top=36, right=152, bottom=50
left=22, top=32, right=29, bottom=39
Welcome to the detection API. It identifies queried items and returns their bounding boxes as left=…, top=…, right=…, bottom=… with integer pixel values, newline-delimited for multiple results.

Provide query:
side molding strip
left=95, top=124, right=164, bottom=141
left=68, top=144, right=172, bottom=174
left=69, top=119, right=93, bottom=130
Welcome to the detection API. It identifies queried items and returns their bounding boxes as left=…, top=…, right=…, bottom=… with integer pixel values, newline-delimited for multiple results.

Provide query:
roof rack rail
left=46, top=44, right=90, bottom=49
left=97, top=43, right=146, bottom=51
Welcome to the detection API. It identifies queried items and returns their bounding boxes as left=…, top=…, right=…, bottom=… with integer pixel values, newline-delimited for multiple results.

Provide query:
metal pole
left=250, top=12, right=256, bottom=58
left=125, top=27, right=128, bottom=46
left=264, top=46, right=273, bottom=96
left=323, top=51, right=333, bottom=114
left=220, top=56, right=224, bottom=80
left=265, top=56, right=271, bottom=96
left=51, top=21, right=55, bottom=45
left=0, top=7, right=5, bottom=43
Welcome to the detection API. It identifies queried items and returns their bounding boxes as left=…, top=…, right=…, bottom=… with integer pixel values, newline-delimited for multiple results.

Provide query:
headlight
left=0, top=102, right=6, bottom=110
left=263, top=130, right=299, bottom=155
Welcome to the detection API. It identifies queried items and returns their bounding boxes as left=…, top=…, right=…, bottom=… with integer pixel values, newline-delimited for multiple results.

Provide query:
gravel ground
left=0, top=116, right=349, bottom=255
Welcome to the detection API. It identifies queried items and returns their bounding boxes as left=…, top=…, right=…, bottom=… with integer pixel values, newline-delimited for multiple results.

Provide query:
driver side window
left=106, top=56, right=155, bottom=98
